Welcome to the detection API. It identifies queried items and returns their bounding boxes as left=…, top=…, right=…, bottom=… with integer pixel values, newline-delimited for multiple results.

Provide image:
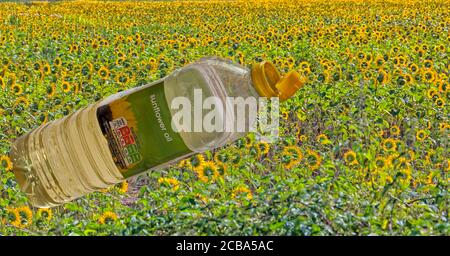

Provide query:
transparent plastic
left=10, top=57, right=261, bottom=207
left=164, top=57, right=259, bottom=152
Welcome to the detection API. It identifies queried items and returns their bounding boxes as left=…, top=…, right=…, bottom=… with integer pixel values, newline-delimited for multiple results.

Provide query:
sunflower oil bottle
left=10, top=57, right=303, bottom=207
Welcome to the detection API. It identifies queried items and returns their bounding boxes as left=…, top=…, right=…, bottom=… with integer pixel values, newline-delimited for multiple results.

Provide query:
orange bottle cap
left=251, top=61, right=303, bottom=101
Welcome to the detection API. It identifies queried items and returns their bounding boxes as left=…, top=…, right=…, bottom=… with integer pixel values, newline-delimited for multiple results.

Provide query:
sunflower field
left=0, top=0, right=449, bottom=236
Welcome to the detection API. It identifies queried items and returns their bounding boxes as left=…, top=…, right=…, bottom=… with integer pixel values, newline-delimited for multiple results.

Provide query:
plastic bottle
left=10, top=57, right=303, bottom=207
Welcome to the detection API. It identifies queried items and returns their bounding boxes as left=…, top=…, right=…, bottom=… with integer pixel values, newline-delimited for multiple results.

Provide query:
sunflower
left=213, top=151, right=228, bottom=165
left=54, top=57, right=62, bottom=68
left=81, top=62, right=93, bottom=77
left=374, top=55, right=385, bottom=67
left=33, top=61, right=42, bottom=71
left=298, top=134, right=307, bottom=142
left=70, top=44, right=79, bottom=52
left=42, top=62, right=51, bottom=75
left=177, top=159, right=189, bottom=169
left=343, top=150, right=358, bottom=166
left=47, top=83, right=56, bottom=98
left=16, top=206, right=33, bottom=228
left=404, top=150, right=415, bottom=161
left=375, top=156, right=387, bottom=170
left=299, top=61, right=310, bottom=70
left=438, top=82, right=448, bottom=93
left=116, top=72, right=129, bottom=84
left=6, top=207, right=21, bottom=228
left=426, top=172, right=436, bottom=186
left=115, top=57, right=126, bottom=66
left=148, top=58, right=157, bottom=70
left=305, top=149, right=321, bottom=171
left=427, top=88, right=438, bottom=99
left=357, top=51, right=365, bottom=61
left=415, top=130, right=427, bottom=141
left=98, top=211, right=118, bottom=225
left=422, top=70, right=435, bottom=83
left=317, top=133, right=330, bottom=144
left=435, top=97, right=445, bottom=108
left=98, top=66, right=110, bottom=79
left=118, top=181, right=128, bottom=194
left=244, top=135, right=254, bottom=148
left=62, top=81, right=72, bottom=93
left=399, top=166, right=412, bottom=185
left=408, top=63, right=418, bottom=73
left=37, top=208, right=52, bottom=221
left=1, top=155, right=13, bottom=171
left=196, top=161, right=219, bottom=183
left=256, top=141, right=270, bottom=156
left=423, top=59, right=433, bottom=69
left=382, top=138, right=397, bottom=152
left=281, top=145, right=302, bottom=169
left=404, top=74, right=413, bottom=85
left=187, top=154, right=205, bottom=171
left=229, top=149, right=242, bottom=166
left=11, top=83, right=23, bottom=95
left=39, top=113, right=48, bottom=124
left=376, top=70, right=389, bottom=84
left=158, top=177, right=180, bottom=191
left=231, top=186, right=253, bottom=200
left=434, top=44, right=445, bottom=52
left=14, top=96, right=30, bottom=108
left=390, top=125, right=400, bottom=136
left=91, top=40, right=99, bottom=49
left=397, top=154, right=411, bottom=170
left=386, top=152, right=400, bottom=168
left=438, top=122, right=448, bottom=132
left=281, top=110, right=289, bottom=120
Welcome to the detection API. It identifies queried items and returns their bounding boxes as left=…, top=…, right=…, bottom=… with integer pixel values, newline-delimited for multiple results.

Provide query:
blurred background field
left=0, top=0, right=448, bottom=235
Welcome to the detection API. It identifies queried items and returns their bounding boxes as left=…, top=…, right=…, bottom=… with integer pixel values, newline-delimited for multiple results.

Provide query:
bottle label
left=97, top=80, right=192, bottom=178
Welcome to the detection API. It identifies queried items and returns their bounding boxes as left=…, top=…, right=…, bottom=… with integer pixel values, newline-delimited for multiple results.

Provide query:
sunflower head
left=98, top=211, right=118, bottom=225
left=37, top=208, right=52, bottom=221
left=118, top=181, right=128, bottom=194
left=158, top=177, right=180, bottom=191
left=256, top=141, right=270, bottom=156
left=344, top=150, right=358, bottom=165
left=213, top=151, right=228, bottom=165
left=188, top=154, right=205, bottom=171
left=390, top=125, right=400, bottom=136
left=435, top=97, right=445, bottom=108
left=16, top=206, right=33, bottom=228
left=231, top=186, right=253, bottom=200
left=98, top=66, right=110, bottom=79
left=6, top=207, right=21, bottom=228
left=305, top=149, right=321, bottom=171
left=281, top=145, right=302, bottom=169
left=415, top=130, right=427, bottom=141
left=196, top=161, right=219, bottom=183
left=382, top=138, right=397, bottom=152
left=1, top=155, right=13, bottom=171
